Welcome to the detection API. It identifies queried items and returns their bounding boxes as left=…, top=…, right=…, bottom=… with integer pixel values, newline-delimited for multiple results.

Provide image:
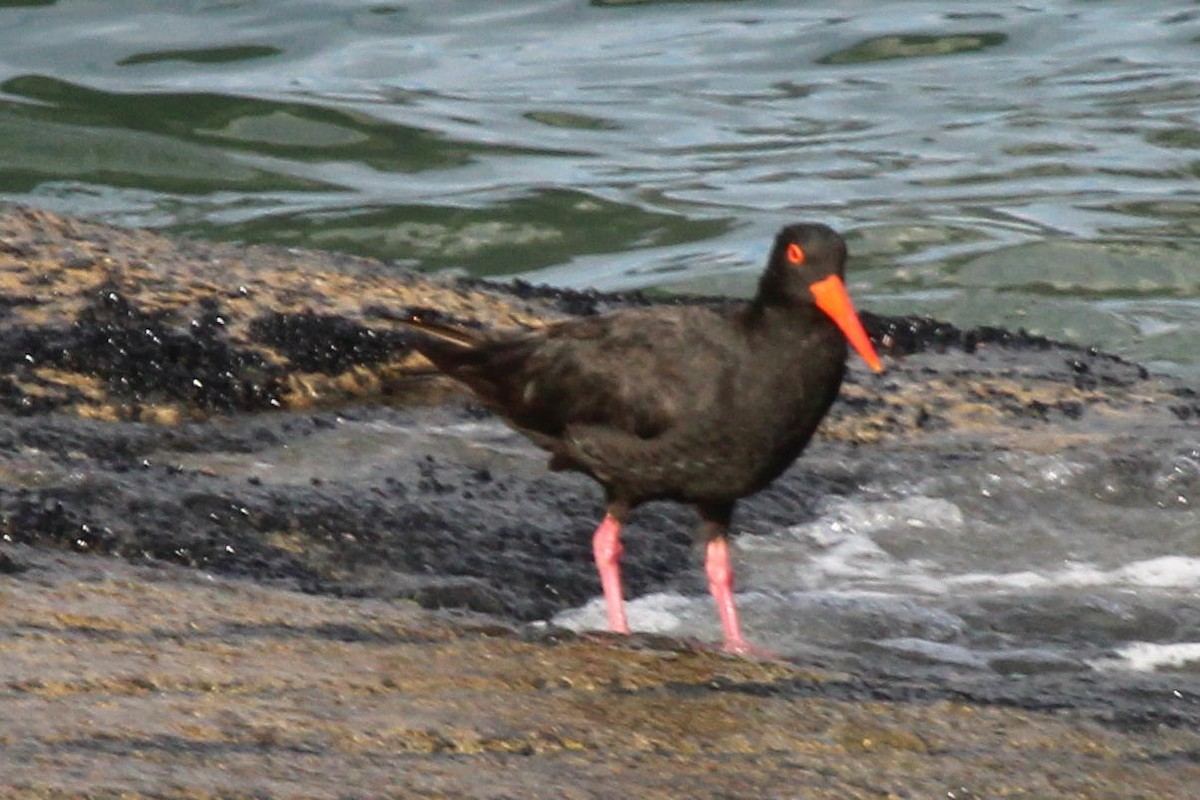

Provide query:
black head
left=757, top=223, right=848, bottom=305
left=756, top=222, right=883, bottom=372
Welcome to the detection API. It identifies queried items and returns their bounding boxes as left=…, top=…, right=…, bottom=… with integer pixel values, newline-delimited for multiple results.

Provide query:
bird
left=400, top=223, right=883, bottom=654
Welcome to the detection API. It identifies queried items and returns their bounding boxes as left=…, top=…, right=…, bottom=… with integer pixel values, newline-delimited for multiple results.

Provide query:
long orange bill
left=809, top=274, right=884, bottom=373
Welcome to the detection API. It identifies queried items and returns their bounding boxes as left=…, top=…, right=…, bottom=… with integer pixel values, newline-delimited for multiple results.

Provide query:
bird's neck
left=742, top=297, right=827, bottom=331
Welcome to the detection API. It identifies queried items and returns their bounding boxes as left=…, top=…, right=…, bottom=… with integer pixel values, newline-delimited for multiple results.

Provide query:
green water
left=0, top=0, right=1198, bottom=376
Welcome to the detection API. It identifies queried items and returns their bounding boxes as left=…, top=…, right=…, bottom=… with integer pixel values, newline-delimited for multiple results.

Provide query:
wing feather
left=451, top=308, right=737, bottom=436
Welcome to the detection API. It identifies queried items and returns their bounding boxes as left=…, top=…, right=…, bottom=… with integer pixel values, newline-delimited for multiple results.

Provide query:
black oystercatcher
left=402, top=223, right=882, bottom=654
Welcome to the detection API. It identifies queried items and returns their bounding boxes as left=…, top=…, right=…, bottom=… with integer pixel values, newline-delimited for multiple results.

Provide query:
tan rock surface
left=3, top=551, right=1198, bottom=799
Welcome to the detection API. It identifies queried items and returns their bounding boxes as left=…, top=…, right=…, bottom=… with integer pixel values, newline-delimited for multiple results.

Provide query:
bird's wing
left=453, top=306, right=742, bottom=445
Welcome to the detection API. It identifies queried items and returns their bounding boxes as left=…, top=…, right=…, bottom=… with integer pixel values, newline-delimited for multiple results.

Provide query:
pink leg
left=592, top=513, right=630, bottom=634
left=705, top=537, right=753, bottom=655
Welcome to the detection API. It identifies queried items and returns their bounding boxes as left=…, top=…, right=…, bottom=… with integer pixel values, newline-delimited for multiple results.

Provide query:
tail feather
left=400, top=309, right=483, bottom=347
left=396, top=309, right=540, bottom=408
left=396, top=309, right=496, bottom=378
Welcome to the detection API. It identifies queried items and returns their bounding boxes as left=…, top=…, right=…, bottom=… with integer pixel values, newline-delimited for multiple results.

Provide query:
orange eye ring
left=785, top=243, right=805, bottom=265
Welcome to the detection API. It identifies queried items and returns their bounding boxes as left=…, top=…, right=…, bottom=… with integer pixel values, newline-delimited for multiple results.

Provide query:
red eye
left=786, top=243, right=805, bottom=265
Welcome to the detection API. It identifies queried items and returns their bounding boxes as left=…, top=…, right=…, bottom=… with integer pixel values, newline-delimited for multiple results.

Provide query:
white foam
left=740, top=490, right=1200, bottom=605
left=552, top=592, right=694, bottom=635
left=949, top=570, right=1053, bottom=590
left=1115, top=556, right=1200, bottom=588
left=997, top=451, right=1089, bottom=488
left=950, top=556, right=1200, bottom=592
left=1092, top=642, right=1200, bottom=672
left=737, top=495, right=967, bottom=594
left=806, top=495, right=967, bottom=538
left=551, top=587, right=974, bottom=660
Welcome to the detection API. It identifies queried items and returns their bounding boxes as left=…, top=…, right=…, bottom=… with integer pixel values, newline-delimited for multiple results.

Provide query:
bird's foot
left=721, top=638, right=779, bottom=660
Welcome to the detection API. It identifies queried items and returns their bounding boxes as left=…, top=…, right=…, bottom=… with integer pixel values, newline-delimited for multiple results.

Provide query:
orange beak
left=809, top=274, right=884, bottom=373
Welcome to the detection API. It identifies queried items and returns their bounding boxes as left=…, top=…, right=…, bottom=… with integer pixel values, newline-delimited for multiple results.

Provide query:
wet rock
left=987, top=650, right=1093, bottom=676
left=0, top=548, right=26, bottom=573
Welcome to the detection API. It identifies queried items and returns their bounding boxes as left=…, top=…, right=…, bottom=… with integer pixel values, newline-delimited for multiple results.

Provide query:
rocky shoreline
left=1, top=206, right=1198, bottom=798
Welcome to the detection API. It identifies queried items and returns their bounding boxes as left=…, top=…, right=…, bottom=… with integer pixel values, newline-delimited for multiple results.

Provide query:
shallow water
left=555, top=435, right=1200, bottom=673
left=0, top=0, right=1198, bottom=377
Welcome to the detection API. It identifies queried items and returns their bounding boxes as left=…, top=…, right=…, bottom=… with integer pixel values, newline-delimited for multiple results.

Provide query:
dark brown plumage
left=404, top=222, right=882, bottom=653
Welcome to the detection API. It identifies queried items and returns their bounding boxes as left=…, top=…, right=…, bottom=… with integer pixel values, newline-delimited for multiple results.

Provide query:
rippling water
left=1, top=0, right=1198, bottom=376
